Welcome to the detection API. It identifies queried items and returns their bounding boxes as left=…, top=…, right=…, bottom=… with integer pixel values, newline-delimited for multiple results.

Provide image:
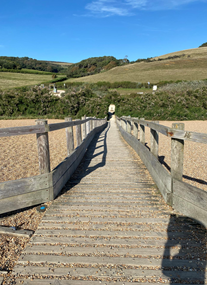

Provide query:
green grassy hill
left=66, top=47, right=207, bottom=83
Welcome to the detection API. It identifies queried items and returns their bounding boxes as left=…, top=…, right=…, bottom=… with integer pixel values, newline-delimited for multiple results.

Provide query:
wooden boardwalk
left=13, top=118, right=206, bottom=284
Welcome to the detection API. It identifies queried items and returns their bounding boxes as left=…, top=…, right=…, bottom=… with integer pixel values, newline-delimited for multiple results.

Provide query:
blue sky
left=0, top=0, right=207, bottom=63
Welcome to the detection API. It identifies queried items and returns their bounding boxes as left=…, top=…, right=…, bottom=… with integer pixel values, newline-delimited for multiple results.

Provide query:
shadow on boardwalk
left=59, top=122, right=110, bottom=195
left=162, top=214, right=207, bottom=284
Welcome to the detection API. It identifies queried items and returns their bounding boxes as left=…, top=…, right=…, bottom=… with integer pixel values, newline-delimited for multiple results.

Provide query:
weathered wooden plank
left=173, top=179, right=207, bottom=227
left=0, top=226, right=34, bottom=238
left=15, top=281, right=160, bottom=285
left=52, top=123, right=107, bottom=198
left=23, top=244, right=196, bottom=258
left=75, top=119, right=82, bottom=146
left=0, top=125, right=45, bottom=137
left=118, top=124, right=172, bottom=205
left=41, top=216, right=170, bottom=224
left=0, top=173, right=52, bottom=199
left=0, top=188, right=50, bottom=214
left=65, top=117, right=74, bottom=155
left=171, top=123, right=184, bottom=181
left=36, top=120, right=51, bottom=174
left=31, top=235, right=199, bottom=248
left=124, top=117, right=207, bottom=144
left=13, top=266, right=204, bottom=280
left=18, top=254, right=202, bottom=269
left=33, top=229, right=188, bottom=239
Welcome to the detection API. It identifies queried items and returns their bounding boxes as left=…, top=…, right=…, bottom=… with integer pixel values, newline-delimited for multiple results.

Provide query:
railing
left=0, top=116, right=107, bottom=214
left=116, top=116, right=207, bottom=227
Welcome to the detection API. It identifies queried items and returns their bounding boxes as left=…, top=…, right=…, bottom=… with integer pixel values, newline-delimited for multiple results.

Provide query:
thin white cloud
left=86, top=0, right=130, bottom=16
left=85, top=0, right=207, bottom=16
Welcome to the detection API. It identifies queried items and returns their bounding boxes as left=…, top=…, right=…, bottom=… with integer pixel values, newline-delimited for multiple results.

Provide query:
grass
left=66, top=48, right=207, bottom=84
left=0, top=72, right=58, bottom=90
left=109, top=88, right=149, bottom=95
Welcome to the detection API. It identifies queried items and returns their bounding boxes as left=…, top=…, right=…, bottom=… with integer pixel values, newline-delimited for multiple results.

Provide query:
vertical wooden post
left=140, top=118, right=145, bottom=145
left=171, top=123, right=185, bottom=181
left=122, top=119, right=127, bottom=131
left=93, top=118, right=97, bottom=129
left=36, top=119, right=50, bottom=174
left=75, top=119, right=82, bottom=147
left=133, top=119, right=138, bottom=139
left=86, top=117, right=90, bottom=135
left=65, top=117, right=74, bottom=156
left=150, top=121, right=159, bottom=158
left=90, top=118, right=93, bottom=132
left=81, top=115, right=86, bottom=140
left=126, top=119, right=131, bottom=134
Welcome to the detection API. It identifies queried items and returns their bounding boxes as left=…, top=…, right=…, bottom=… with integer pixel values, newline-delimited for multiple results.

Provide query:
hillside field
left=0, top=72, right=57, bottom=90
left=66, top=47, right=207, bottom=83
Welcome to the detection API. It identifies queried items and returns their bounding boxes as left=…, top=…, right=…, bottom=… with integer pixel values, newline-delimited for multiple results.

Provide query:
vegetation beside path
left=1, top=80, right=207, bottom=121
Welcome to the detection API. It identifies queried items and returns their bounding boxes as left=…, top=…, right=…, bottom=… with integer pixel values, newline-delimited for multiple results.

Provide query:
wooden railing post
left=65, top=117, right=74, bottom=155
left=86, top=117, right=90, bottom=135
left=35, top=119, right=50, bottom=174
left=133, top=118, right=138, bottom=139
left=75, top=119, right=82, bottom=147
left=81, top=115, right=86, bottom=140
left=126, top=118, right=131, bottom=134
left=122, top=119, right=127, bottom=131
left=171, top=123, right=185, bottom=181
left=90, top=118, right=93, bottom=131
left=140, top=118, right=145, bottom=145
left=93, top=118, right=97, bottom=129
left=150, top=121, right=159, bottom=158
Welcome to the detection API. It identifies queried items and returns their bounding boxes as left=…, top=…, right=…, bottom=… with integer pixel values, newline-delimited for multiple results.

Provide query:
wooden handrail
left=119, top=116, right=207, bottom=145
left=0, top=117, right=104, bottom=138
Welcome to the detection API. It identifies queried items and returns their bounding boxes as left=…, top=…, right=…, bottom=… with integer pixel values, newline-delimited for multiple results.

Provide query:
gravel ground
left=144, top=120, right=207, bottom=191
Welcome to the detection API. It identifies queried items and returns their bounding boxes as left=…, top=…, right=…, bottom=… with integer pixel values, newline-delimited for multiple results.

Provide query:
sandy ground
left=0, top=119, right=77, bottom=183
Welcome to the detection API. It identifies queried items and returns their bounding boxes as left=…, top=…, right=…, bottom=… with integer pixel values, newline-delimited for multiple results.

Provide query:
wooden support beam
left=65, top=117, right=74, bottom=156
left=140, top=118, right=145, bottom=145
left=171, top=123, right=185, bottom=181
left=133, top=118, right=138, bottom=139
left=75, top=119, right=82, bottom=147
left=81, top=115, right=86, bottom=140
left=35, top=120, right=50, bottom=174
left=150, top=121, right=159, bottom=158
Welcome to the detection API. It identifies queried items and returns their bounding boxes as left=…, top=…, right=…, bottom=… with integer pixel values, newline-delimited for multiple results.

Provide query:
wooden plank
left=0, top=125, right=45, bottom=137
left=34, top=229, right=188, bottom=239
left=13, top=266, right=204, bottom=280
left=52, top=123, right=107, bottom=198
left=18, top=254, right=202, bottom=269
left=171, top=123, right=184, bottom=181
left=36, top=120, right=51, bottom=174
left=118, top=124, right=172, bottom=205
left=15, top=281, right=156, bottom=285
left=173, top=179, right=207, bottom=227
left=48, top=119, right=89, bottom=132
left=0, top=188, right=50, bottom=214
left=173, top=179, right=207, bottom=210
left=126, top=117, right=207, bottom=144
left=0, top=173, right=52, bottom=199
left=23, top=244, right=195, bottom=258
left=0, top=226, right=34, bottom=238
left=15, top=281, right=154, bottom=285
left=75, top=119, right=82, bottom=146
left=65, top=117, right=74, bottom=155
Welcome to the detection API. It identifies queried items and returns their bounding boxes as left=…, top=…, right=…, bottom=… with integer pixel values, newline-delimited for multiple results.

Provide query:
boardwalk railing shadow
left=61, top=122, right=110, bottom=193
left=159, top=155, right=207, bottom=186
left=162, top=214, right=207, bottom=284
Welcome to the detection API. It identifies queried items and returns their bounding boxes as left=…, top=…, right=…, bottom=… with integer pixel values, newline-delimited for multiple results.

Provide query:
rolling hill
left=66, top=47, right=207, bottom=83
